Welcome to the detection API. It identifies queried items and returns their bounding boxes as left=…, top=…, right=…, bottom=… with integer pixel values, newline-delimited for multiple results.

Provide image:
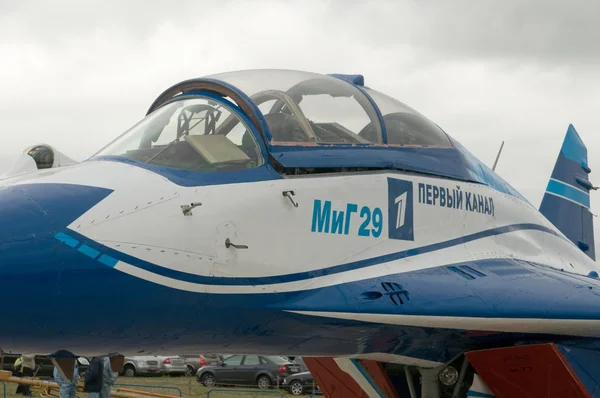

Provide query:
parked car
left=1, top=354, right=89, bottom=379
left=159, top=355, right=187, bottom=376
left=282, top=371, right=318, bottom=395
left=196, top=354, right=301, bottom=389
left=122, top=356, right=162, bottom=377
left=287, top=357, right=309, bottom=373
left=180, top=354, right=224, bottom=376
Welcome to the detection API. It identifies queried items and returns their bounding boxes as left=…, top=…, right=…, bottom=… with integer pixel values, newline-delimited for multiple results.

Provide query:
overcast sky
left=1, top=0, right=599, bottom=254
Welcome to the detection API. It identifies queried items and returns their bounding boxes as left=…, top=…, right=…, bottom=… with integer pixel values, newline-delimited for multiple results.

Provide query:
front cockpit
left=95, top=95, right=264, bottom=173
left=92, top=69, right=523, bottom=200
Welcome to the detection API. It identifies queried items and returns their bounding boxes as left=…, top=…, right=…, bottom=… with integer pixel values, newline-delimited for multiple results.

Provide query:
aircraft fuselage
left=1, top=157, right=598, bottom=364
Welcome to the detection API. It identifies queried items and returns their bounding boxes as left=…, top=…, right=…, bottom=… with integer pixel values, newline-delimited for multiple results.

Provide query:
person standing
left=53, top=361, right=79, bottom=398
left=84, top=357, right=104, bottom=398
left=13, top=354, right=35, bottom=396
left=100, top=356, right=118, bottom=398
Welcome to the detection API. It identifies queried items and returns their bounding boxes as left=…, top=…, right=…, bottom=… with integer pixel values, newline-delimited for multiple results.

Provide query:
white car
left=122, top=356, right=162, bottom=377
left=159, top=355, right=187, bottom=376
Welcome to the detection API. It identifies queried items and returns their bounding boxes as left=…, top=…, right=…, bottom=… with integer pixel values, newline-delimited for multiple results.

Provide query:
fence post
left=1, top=380, right=5, bottom=398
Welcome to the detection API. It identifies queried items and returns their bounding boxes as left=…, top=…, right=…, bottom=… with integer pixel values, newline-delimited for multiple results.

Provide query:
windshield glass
left=94, top=96, right=264, bottom=172
left=362, top=88, right=452, bottom=147
left=207, top=70, right=383, bottom=145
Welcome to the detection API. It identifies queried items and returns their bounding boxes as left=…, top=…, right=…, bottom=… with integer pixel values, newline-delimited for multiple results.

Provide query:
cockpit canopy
left=206, top=69, right=451, bottom=147
left=95, top=69, right=452, bottom=172
left=92, top=69, right=526, bottom=201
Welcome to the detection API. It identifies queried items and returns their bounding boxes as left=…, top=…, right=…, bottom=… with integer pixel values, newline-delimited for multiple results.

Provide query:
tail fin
left=539, top=124, right=596, bottom=261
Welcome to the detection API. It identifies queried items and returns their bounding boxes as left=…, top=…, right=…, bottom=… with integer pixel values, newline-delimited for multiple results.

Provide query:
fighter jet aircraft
left=0, top=69, right=598, bottom=398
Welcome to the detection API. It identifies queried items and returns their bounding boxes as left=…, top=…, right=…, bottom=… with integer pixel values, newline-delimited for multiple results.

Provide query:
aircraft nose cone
left=0, top=183, right=114, bottom=266
left=0, top=185, right=56, bottom=244
left=0, top=182, right=113, bottom=352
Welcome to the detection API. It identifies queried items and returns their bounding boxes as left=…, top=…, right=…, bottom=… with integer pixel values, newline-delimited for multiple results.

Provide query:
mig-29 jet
left=0, top=69, right=598, bottom=398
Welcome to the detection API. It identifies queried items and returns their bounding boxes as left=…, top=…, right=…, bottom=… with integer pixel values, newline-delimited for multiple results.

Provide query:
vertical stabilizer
left=539, top=124, right=596, bottom=260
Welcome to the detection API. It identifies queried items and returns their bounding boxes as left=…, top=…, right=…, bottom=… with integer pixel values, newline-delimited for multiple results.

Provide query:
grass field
left=1, top=375, right=309, bottom=398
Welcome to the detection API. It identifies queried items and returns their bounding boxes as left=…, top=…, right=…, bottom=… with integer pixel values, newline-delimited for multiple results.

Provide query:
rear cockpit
left=91, top=69, right=524, bottom=200
left=181, top=69, right=453, bottom=148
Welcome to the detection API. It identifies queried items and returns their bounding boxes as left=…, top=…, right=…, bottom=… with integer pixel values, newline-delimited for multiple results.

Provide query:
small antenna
left=492, top=141, right=505, bottom=171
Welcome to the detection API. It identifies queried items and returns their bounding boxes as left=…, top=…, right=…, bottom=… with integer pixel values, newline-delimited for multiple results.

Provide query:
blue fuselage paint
left=2, top=230, right=600, bottom=360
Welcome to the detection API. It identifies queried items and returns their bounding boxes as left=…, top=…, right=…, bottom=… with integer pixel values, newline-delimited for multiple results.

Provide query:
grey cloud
left=326, top=0, right=600, bottom=67
left=0, top=0, right=227, bottom=44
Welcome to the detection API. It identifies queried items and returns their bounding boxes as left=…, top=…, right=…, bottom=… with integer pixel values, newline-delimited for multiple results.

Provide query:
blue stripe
left=54, top=232, right=80, bottom=248
left=98, top=254, right=118, bottom=268
left=77, top=244, right=100, bottom=259
left=450, top=138, right=529, bottom=203
left=349, top=359, right=384, bottom=397
left=546, top=179, right=590, bottom=208
left=58, top=223, right=563, bottom=286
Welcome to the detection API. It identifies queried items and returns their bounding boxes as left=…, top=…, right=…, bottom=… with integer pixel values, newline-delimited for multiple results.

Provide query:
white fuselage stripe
left=285, top=311, right=600, bottom=338
left=544, top=191, right=590, bottom=209
left=113, top=228, right=580, bottom=294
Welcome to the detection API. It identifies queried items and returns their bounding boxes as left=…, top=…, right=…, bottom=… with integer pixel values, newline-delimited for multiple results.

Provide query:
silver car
left=122, top=356, right=162, bottom=377
left=159, top=355, right=187, bottom=376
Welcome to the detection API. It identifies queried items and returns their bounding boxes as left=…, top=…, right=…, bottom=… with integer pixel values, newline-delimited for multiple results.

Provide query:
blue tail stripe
left=546, top=179, right=590, bottom=208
